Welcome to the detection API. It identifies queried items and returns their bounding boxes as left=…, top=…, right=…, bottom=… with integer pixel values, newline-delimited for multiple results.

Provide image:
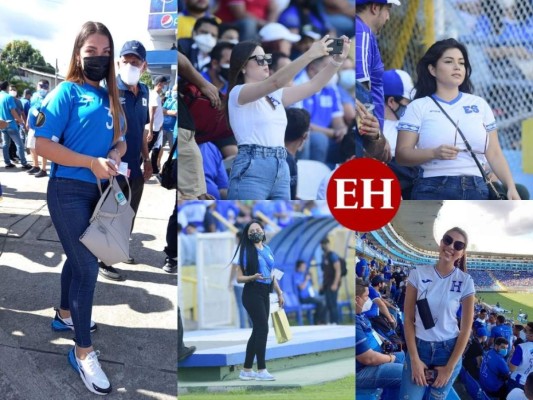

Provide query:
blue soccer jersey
left=356, top=16, right=385, bottom=131
left=34, top=82, right=116, bottom=184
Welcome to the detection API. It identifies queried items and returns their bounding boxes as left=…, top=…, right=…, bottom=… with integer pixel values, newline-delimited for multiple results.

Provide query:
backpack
left=160, top=138, right=177, bottom=190
left=180, top=83, right=233, bottom=144
left=327, top=252, right=347, bottom=277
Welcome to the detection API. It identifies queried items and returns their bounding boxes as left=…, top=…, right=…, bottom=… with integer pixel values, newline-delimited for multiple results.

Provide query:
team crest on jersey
left=119, top=97, right=126, bottom=105
left=450, top=280, right=463, bottom=293
left=142, top=98, right=147, bottom=107
left=80, top=94, right=94, bottom=104
left=35, top=112, right=46, bottom=127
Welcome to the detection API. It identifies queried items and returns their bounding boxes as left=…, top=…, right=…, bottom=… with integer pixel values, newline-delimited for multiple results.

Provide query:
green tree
left=1, top=40, right=55, bottom=74
left=140, top=71, right=153, bottom=89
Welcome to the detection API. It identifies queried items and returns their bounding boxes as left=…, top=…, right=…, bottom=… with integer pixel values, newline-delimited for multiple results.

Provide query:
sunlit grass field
left=179, top=375, right=355, bottom=400
left=476, top=292, right=533, bottom=322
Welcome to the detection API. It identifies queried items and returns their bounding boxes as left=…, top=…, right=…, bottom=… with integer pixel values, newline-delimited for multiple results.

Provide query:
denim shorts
left=400, top=336, right=462, bottom=400
left=227, top=145, right=290, bottom=200
left=411, top=175, right=489, bottom=200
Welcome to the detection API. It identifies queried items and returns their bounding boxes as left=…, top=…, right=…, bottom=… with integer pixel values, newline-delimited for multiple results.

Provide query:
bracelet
left=389, top=354, right=393, bottom=363
left=143, top=157, right=150, bottom=162
left=90, top=158, right=95, bottom=173
left=330, top=58, right=343, bottom=67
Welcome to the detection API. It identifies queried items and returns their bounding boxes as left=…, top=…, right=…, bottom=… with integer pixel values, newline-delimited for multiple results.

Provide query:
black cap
left=23, top=89, right=32, bottom=96
left=153, top=75, right=169, bottom=85
left=371, top=275, right=385, bottom=286
left=120, top=40, right=147, bottom=61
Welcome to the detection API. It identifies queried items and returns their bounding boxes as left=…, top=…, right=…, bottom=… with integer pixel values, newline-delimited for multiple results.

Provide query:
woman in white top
left=225, top=35, right=350, bottom=200
left=396, top=38, right=520, bottom=200
left=400, top=227, right=475, bottom=399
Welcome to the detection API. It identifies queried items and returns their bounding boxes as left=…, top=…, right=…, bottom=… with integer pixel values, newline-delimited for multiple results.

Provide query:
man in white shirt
left=148, top=75, right=167, bottom=175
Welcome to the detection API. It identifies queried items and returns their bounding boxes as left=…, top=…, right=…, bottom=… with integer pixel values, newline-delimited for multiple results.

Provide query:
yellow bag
left=272, top=309, right=292, bottom=344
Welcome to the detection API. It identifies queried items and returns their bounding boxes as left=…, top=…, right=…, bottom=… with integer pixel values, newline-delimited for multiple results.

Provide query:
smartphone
left=328, top=38, right=344, bottom=54
left=425, top=368, right=438, bottom=385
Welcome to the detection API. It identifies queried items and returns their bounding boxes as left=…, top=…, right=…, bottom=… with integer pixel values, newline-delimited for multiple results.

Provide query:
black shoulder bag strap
left=429, top=96, right=505, bottom=200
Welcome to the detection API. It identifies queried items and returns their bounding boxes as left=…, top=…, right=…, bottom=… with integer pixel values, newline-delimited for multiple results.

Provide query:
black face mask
left=219, top=66, right=230, bottom=82
left=82, top=56, right=110, bottom=82
left=249, top=231, right=264, bottom=243
left=391, top=103, right=407, bottom=120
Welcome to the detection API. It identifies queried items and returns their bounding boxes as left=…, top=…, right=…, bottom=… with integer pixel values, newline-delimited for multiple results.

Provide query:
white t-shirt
left=384, top=119, right=399, bottom=154
left=149, top=89, right=164, bottom=131
left=408, top=265, right=475, bottom=341
left=228, top=85, right=287, bottom=147
left=510, top=342, right=533, bottom=386
left=506, top=388, right=527, bottom=400
left=397, top=93, right=497, bottom=178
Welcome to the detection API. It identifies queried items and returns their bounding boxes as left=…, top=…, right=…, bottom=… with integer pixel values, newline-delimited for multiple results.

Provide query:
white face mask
left=359, top=298, right=373, bottom=313
left=120, top=63, right=142, bottom=86
left=9, top=90, right=17, bottom=97
left=338, top=69, right=356, bottom=90
left=194, top=33, right=217, bottom=54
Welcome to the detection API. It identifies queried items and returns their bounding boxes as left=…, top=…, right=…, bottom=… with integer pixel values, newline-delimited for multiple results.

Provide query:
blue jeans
left=227, top=145, right=290, bottom=199
left=400, top=337, right=462, bottom=400
left=411, top=176, right=489, bottom=200
left=2, top=128, right=28, bottom=166
left=357, top=351, right=405, bottom=400
left=47, top=178, right=101, bottom=347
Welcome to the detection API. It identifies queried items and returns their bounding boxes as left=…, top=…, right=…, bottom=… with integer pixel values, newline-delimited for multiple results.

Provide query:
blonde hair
left=65, top=21, right=126, bottom=143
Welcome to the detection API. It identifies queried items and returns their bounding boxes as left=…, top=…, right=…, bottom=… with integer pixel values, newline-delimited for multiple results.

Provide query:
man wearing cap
left=98, top=40, right=151, bottom=281
left=364, top=274, right=397, bottom=328
left=382, top=69, right=420, bottom=199
left=356, top=0, right=401, bottom=132
left=258, top=22, right=301, bottom=57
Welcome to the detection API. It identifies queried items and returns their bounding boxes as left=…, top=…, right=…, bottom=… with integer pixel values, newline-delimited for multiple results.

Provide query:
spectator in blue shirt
left=489, top=315, right=514, bottom=351
left=300, top=56, right=346, bottom=164
left=356, top=257, right=370, bottom=281
left=480, top=337, right=511, bottom=399
left=356, top=0, right=401, bottom=132
left=198, top=141, right=229, bottom=199
left=294, top=260, right=326, bottom=324
left=356, top=278, right=404, bottom=400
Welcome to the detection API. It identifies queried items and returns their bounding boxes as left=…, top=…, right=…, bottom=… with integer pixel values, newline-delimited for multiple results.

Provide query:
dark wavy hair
left=414, top=38, right=474, bottom=100
left=231, top=220, right=265, bottom=277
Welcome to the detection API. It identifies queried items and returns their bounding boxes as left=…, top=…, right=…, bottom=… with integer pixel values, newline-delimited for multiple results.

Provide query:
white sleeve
left=397, top=99, right=423, bottom=134
left=461, top=274, right=476, bottom=301
left=149, top=90, right=158, bottom=107
left=481, top=97, right=497, bottom=132
left=407, top=267, right=419, bottom=290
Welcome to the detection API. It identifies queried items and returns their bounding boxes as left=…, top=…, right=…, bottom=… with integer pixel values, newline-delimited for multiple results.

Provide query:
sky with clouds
left=0, top=0, right=154, bottom=75
left=435, top=201, right=533, bottom=255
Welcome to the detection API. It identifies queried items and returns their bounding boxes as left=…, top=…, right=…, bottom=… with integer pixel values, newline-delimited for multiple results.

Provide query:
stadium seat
left=296, top=160, right=331, bottom=200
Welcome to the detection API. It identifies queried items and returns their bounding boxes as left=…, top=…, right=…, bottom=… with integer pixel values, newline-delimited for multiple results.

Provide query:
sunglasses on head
left=248, top=54, right=272, bottom=66
left=442, top=234, right=466, bottom=251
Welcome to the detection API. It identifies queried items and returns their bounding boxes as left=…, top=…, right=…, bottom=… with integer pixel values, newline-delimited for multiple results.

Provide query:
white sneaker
left=68, top=346, right=111, bottom=395
left=255, top=369, right=275, bottom=381
left=239, top=370, right=257, bottom=380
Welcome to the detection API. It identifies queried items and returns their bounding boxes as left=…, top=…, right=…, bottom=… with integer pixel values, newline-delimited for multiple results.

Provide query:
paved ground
left=0, top=162, right=177, bottom=399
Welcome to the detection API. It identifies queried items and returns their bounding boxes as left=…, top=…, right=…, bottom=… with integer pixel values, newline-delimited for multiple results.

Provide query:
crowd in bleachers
left=469, top=270, right=498, bottom=288
left=492, top=270, right=533, bottom=288
left=176, top=0, right=356, bottom=200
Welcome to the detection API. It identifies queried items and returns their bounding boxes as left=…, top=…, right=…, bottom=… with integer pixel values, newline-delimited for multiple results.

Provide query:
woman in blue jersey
left=233, top=220, right=284, bottom=381
left=400, top=227, right=475, bottom=399
left=34, top=21, right=126, bottom=396
left=395, top=38, right=520, bottom=200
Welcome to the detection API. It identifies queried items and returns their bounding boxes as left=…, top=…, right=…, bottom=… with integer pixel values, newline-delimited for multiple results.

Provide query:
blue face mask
left=498, top=348, right=508, bottom=357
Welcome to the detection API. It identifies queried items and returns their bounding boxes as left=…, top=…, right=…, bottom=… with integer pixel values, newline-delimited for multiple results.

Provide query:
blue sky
left=435, top=201, right=533, bottom=255
left=0, top=0, right=153, bottom=75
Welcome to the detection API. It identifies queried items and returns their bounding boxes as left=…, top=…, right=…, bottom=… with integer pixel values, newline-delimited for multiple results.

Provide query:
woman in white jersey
left=400, top=227, right=475, bottom=399
left=396, top=38, right=520, bottom=200
left=224, top=35, right=350, bottom=200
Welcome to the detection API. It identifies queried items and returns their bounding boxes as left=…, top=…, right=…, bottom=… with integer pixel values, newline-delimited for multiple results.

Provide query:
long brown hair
left=65, top=21, right=126, bottom=143
left=445, top=227, right=469, bottom=272
left=224, top=40, right=275, bottom=130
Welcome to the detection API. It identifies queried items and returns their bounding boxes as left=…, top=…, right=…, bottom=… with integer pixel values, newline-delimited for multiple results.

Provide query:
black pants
left=164, top=195, right=177, bottom=260
left=118, top=175, right=145, bottom=231
left=300, top=296, right=326, bottom=324
left=324, top=288, right=339, bottom=324
left=242, top=282, right=270, bottom=370
left=148, top=130, right=161, bottom=174
left=178, top=306, right=185, bottom=352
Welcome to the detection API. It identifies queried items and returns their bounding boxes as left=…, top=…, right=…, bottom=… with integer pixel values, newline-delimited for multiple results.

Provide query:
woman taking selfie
left=225, top=35, right=351, bottom=200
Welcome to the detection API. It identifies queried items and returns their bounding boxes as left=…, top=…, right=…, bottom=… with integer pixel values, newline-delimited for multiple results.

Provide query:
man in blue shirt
left=489, top=315, right=514, bottom=352
left=98, top=40, right=151, bottom=281
left=26, top=79, right=50, bottom=177
left=198, top=141, right=228, bottom=199
left=356, top=0, right=401, bottom=131
left=356, top=257, right=370, bottom=282
left=0, top=80, right=30, bottom=170
left=356, top=278, right=404, bottom=400
left=294, top=260, right=325, bottom=324
left=480, top=337, right=511, bottom=399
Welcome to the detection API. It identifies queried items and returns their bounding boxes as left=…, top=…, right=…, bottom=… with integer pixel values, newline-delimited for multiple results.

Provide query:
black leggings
left=242, top=282, right=270, bottom=370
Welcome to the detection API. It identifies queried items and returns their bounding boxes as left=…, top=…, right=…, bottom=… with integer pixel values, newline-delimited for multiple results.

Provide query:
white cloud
left=0, top=0, right=154, bottom=74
